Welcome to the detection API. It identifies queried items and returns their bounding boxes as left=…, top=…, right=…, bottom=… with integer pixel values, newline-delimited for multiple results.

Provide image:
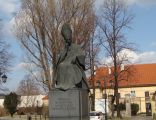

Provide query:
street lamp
left=0, top=72, right=7, bottom=83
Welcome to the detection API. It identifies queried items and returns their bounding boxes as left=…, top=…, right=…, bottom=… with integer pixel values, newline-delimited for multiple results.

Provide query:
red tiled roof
left=129, top=63, right=156, bottom=86
left=91, top=63, right=156, bottom=88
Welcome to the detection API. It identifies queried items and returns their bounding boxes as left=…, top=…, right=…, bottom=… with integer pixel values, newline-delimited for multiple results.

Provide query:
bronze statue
left=55, top=23, right=89, bottom=91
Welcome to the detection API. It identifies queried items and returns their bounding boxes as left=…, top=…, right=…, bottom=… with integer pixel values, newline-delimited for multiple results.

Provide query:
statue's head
left=61, top=23, right=72, bottom=44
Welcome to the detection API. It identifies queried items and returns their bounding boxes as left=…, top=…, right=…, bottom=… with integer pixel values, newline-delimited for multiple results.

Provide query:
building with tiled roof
left=93, top=63, right=156, bottom=88
left=92, top=63, right=156, bottom=114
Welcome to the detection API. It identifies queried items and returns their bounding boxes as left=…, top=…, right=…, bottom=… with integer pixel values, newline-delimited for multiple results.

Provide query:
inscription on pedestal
left=53, top=98, right=76, bottom=110
left=49, top=89, right=80, bottom=117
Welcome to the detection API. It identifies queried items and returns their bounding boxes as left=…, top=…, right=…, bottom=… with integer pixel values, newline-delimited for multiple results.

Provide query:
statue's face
left=62, top=28, right=72, bottom=44
left=61, top=24, right=72, bottom=44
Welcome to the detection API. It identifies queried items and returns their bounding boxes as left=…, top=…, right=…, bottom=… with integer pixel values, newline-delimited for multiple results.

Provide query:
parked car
left=90, top=111, right=101, bottom=120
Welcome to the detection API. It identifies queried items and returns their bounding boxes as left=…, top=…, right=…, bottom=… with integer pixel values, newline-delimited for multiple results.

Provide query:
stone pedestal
left=49, top=89, right=89, bottom=120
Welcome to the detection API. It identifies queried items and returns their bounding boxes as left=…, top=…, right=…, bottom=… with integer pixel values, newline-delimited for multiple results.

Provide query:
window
left=131, top=91, right=136, bottom=97
left=145, top=91, right=149, bottom=97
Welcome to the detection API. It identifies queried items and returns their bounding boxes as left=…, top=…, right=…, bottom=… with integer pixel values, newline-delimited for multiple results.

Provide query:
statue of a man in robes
left=55, top=23, right=89, bottom=91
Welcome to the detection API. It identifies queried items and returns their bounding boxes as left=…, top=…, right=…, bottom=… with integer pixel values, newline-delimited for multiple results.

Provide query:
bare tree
left=17, top=74, right=42, bottom=108
left=85, top=24, right=100, bottom=111
left=0, top=21, right=12, bottom=74
left=0, top=41, right=11, bottom=73
left=97, top=0, right=134, bottom=118
left=14, top=0, right=95, bottom=90
left=17, top=74, right=41, bottom=96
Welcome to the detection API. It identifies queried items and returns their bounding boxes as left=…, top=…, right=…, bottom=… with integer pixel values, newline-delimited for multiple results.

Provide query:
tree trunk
left=114, top=85, right=122, bottom=118
left=111, top=95, right=115, bottom=117
left=116, top=91, right=122, bottom=118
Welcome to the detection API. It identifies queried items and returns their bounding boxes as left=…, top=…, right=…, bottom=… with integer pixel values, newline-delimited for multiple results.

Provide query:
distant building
left=0, top=94, right=5, bottom=107
left=32, top=63, right=156, bottom=114
left=91, top=63, right=156, bottom=113
left=42, top=95, right=48, bottom=107
left=18, top=94, right=46, bottom=108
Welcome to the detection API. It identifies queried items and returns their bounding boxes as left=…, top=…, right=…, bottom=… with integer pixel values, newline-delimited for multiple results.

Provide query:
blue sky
left=1, top=0, right=156, bottom=91
left=127, top=4, right=156, bottom=51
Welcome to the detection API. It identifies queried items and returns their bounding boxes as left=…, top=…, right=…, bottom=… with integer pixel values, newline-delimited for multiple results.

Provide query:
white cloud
left=0, top=0, right=20, bottom=15
left=13, top=62, right=33, bottom=71
left=136, top=51, right=156, bottom=63
left=102, top=49, right=156, bottom=65
left=0, top=0, right=21, bottom=39
left=3, top=17, right=15, bottom=38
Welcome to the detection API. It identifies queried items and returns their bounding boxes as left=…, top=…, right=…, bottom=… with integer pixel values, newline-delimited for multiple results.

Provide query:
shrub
left=114, top=103, right=126, bottom=111
left=3, top=92, right=20, bottom=117
left=131, top=103, right=139, bottom=116
left=119, top=103, right=126, bottom=111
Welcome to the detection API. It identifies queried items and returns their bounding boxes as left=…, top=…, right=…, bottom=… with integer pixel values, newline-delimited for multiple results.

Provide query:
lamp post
left=36, top=100, right=39, bottom=115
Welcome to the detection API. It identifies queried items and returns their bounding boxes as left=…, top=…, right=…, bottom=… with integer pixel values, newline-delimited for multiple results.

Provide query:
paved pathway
left=131, top=115, right=152, bottom=120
